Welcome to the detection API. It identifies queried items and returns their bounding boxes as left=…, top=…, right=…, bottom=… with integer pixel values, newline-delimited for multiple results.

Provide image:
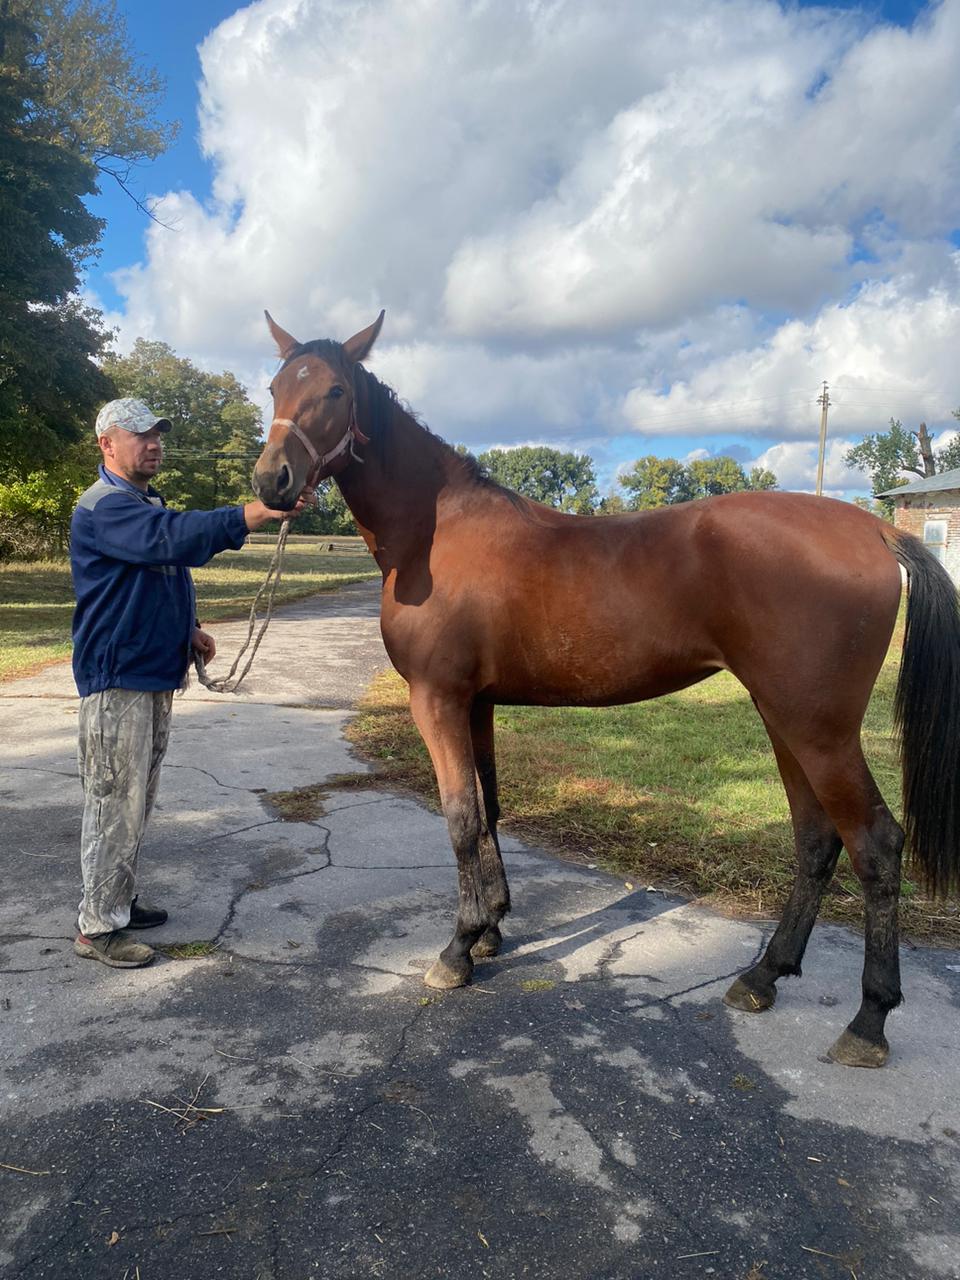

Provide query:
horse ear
left=342, top=310, right=385, bottom=364
left=264, top=311, right=300, bottom=359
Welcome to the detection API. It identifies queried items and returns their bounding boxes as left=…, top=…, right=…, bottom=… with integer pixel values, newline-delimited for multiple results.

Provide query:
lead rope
left=192, top=517, right=292, bottom=694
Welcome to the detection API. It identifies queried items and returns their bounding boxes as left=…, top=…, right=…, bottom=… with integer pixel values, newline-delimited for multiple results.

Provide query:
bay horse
left=252, top=311, right=960, bottom=1069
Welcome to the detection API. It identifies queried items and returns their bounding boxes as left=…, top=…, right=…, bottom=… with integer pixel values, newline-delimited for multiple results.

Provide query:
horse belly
left=482, top=615, right=720, bottom=707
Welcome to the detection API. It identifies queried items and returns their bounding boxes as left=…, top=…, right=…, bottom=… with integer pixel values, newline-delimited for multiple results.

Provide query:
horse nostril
left=277, top=464, right=291, bottom=493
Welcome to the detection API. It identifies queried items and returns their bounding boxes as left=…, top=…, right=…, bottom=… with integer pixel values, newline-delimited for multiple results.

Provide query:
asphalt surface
left=2, top=578, right=960, bottom=1279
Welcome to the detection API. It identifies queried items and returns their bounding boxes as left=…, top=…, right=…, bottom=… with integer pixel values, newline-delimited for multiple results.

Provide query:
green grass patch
left=0, top=537, right=378, bottom=681
left=261, top=771, right=377, bottom=822
left=157, top=940, right=221, bottom=960
left=346, top=612, right=960, bottom=946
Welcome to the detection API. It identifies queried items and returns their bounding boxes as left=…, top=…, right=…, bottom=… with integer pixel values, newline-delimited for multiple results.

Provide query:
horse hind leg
left=725, top=725, right=843, bottom=1013
left=734, top=706, right=904, bottom=1066
left=408, top=684, right=496, bottom=989
left=469, top=698, right=510, bottom=960
left=800, top=746, right=904, bottom=1068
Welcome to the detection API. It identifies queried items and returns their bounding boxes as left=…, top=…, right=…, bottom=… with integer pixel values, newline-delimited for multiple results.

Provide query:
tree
left=844, top=417, right=960, bottom=516
left=748, top=465, right=778, bottom=492
left=942, top=410, right=960, bottom=471
left=295, top=482, right=358, bottom=536
left=0, top=0, right=176, bottom=480
left=596, top=493, right=627, bottom=516
left=103, top=340, right=263, bottom=509
left=619, top=455, right=776, bottom=510
left=619, top=456, right=690, bottom=509
left=0, top=3, right=113, bottom=477
left=685, top=456, right=777, bottom=499
left=11, top=0, right=177, bottom=212
left=477, top=446, right=598, bottom=513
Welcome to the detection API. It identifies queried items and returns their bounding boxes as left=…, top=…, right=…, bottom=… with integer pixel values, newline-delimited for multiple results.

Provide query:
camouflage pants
left=77, top=688, right=174, bottom=937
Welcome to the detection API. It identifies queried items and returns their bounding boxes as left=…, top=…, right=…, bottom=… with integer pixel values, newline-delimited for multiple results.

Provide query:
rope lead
left=192, top=518, right=292, bottom=694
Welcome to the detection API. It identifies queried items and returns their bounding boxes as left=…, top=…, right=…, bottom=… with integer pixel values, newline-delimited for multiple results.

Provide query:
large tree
left=477, top=445, right=598, bottom=513
left=844, top=417, right=960, bottom=516
left=618, top=456, right=691, bottom=509
left=0, top=3, right=112, bottom=475
left=13, top=0, right=177, bottom=209
left=0, top=0, right=176, bottom=480
left=103, top=340, right=263, bottom=509
left=619, top=455, right=776, bottom=509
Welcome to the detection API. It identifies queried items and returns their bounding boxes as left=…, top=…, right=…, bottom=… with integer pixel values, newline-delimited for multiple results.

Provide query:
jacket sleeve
left=91, top=490, right=249, bottom=567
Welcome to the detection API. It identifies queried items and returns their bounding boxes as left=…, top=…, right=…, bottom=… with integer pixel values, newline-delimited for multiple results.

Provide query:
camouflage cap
left=95, top=398, right=172, bottom=437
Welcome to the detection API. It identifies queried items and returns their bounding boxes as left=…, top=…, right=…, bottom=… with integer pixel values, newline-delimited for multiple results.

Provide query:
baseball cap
left=95, top=398, right=172, bottom=437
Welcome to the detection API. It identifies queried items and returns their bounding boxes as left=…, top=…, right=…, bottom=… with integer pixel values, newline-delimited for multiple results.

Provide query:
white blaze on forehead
left=296, top=364, right=310, bottom=381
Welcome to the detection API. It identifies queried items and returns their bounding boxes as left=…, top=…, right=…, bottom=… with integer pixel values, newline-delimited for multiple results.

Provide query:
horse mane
left=282, top=339, right=525, bottom=509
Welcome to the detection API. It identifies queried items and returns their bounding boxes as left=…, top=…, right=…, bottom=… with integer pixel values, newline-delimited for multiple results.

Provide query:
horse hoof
left=424, top=958, right=472, bottom=990
left=471, top=927, right=502, bottom=959
left=827, top=1029, right=889, bottom=1068
left=723, top=977, right=776, bottom=1013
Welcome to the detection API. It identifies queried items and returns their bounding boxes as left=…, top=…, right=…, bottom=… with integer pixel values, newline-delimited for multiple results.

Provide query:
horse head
left=252, top=310, right=384, bottom=509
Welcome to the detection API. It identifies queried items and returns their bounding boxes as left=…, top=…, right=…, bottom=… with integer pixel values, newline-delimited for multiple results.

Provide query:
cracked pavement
left=2, top=579, right=960, bottom=1278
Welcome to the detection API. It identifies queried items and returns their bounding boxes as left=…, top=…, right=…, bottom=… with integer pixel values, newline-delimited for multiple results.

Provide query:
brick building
left=877, top=466, right=960, bottom=585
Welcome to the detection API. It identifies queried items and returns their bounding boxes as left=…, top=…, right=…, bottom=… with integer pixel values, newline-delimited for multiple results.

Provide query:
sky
left=83, top=0, right=960, bottom=501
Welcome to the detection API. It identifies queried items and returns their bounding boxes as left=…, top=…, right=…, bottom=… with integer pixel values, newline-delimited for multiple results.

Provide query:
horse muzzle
left=251, top=443, right=302, bottom=510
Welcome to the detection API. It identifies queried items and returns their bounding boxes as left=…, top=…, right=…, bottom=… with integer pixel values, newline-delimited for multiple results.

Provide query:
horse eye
left=328, top=385, right=344, bottom=399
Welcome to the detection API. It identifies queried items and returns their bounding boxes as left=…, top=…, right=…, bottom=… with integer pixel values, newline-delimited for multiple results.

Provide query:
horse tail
left=884, top=526, right=960, bottom=896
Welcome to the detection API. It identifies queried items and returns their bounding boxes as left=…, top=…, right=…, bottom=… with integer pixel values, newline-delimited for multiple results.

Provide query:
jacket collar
left=98, top=463, right=163, bottom=503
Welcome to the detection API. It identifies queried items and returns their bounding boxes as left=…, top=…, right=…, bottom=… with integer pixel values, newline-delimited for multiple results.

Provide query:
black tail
left=887, top=529, right=960, bottom=896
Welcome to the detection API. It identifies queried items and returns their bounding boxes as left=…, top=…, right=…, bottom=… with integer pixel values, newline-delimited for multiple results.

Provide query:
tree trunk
left=915, top=423, right=937, bottom=476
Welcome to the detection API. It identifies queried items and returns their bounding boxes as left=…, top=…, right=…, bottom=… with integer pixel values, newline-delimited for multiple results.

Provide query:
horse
left=251, top=310, right=960, bottom=1069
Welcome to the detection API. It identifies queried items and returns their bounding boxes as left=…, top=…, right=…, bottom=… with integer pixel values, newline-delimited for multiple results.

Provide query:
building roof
left=876, top=466, right=960, bottom=498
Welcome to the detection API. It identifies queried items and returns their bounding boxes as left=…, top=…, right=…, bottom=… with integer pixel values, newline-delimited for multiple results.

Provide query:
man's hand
left=192, top=628, right=216, bottom=662
left=243, top=487, right=315, bottom=531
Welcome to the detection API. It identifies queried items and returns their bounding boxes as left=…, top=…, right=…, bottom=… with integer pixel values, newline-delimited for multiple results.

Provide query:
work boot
left=128, top=895, right=168, bottom=929
left=74, top=931, right=155, bottom=968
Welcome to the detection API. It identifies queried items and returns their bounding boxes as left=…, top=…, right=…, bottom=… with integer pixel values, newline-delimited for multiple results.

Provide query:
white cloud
left=102, top=0, right=960, bottom=474
left=751, top=438, right=864, bottom=495
left=623, top=265, right=960, bottom=439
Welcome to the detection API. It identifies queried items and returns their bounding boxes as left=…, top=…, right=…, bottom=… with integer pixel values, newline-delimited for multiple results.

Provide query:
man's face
left=99, top=425, right=165, bottom=487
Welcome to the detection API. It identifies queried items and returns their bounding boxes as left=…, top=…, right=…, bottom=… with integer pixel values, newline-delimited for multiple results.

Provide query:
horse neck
left=336, top=397, right=455, bottom=554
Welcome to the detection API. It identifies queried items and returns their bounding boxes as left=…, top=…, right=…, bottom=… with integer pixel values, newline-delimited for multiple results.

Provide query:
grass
left=0, top=537, right=379, bottom=681
left=156, top=940, right=221, bottom=960
left=346, top=608, right=960, bottom=946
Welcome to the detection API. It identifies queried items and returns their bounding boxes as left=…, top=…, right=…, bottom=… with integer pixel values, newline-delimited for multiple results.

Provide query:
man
left=70, top=397, right=307, bottom=968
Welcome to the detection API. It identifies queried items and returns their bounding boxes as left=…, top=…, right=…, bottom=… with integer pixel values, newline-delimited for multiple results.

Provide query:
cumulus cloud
left=623, top=265, right=960, bottom=439
left=104, top=0, right=960, bottom=490
left=751, top=438, right=863, bottom=496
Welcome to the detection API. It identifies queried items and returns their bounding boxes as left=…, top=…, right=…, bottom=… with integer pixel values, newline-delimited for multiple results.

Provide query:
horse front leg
left=409, top=684, right=491, bottom=990
left=469, top=698, right=510, bottom=960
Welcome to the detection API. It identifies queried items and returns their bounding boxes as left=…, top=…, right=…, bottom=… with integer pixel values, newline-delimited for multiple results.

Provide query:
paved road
left=2, top=580, right=959, bottom=1279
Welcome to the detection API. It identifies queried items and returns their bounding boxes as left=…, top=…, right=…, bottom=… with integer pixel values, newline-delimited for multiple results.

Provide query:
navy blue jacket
left=70, top=465, right=248, bottom=696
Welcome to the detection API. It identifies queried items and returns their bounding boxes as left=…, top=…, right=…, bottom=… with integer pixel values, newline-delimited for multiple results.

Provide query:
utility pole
left=815, top=381, right=830, bottom=497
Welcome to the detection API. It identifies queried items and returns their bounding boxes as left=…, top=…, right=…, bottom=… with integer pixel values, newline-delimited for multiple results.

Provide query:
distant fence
left=244, top=533, right=370, bottom=555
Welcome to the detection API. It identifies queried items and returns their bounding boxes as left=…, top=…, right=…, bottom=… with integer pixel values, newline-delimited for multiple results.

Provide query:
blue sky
left=83, top=0, right=959, bottom=498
